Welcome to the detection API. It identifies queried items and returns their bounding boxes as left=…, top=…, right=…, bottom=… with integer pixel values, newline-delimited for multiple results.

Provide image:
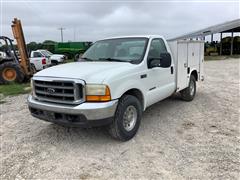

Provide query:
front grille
left=33, top=79, right=84, bottom=104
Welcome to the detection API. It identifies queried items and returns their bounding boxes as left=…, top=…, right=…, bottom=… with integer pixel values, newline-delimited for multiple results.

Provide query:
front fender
left=108, top=78, right=147, bottom=110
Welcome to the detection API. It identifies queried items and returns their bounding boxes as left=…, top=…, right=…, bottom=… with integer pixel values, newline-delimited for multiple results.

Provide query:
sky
left=1, top=0, right=239, bottom=43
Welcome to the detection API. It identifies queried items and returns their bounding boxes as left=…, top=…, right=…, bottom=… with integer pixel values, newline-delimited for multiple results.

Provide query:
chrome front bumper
left=28, top=95, right=118, bottom=126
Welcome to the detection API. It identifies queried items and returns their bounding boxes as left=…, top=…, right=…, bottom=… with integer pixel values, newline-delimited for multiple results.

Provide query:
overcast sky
left=1, top=0, right=239, bottom=43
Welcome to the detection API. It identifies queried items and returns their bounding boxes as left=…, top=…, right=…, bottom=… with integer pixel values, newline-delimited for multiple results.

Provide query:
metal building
left=169, top=19, right=240, bottom=55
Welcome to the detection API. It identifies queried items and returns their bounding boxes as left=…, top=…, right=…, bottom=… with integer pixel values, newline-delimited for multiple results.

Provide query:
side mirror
left=148, top=58, right=161, bottom=68
left=160, top=52, right=171, bottom=68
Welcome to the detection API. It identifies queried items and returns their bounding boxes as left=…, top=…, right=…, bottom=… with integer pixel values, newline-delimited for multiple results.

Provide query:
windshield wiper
left=98, top=58, right=128, bottom=62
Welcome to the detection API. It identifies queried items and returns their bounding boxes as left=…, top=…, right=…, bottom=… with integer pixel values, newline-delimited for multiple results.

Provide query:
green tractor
left=54, top=41, right=92, bottom=61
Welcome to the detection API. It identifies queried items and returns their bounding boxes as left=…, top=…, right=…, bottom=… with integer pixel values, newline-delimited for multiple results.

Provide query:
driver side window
left=148, top=38, right=167, bottom=59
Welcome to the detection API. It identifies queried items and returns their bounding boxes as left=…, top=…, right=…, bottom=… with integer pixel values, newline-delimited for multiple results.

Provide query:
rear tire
left=63, top=53, right=70, bottom=60
left=74, top=54, right=79, bottom=61
left=0, top=62, right=25, bottom=84
left=180, top=75, right=196, bottom=101
left=107, top=95, right=142, bottom=141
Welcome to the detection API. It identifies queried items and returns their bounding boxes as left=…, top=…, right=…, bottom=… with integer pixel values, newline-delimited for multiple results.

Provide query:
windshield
left=41, top=50, right=52, bottom=57
left=82, top=38, right=148, bottom=63
left=45, top=50, right=53, bottom=55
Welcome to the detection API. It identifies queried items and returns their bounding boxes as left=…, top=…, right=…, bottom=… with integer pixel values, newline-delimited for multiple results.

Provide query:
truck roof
left=101, top=35, right=164, bottom=40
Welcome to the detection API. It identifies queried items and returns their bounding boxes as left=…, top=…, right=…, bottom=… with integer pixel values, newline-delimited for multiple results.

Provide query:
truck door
left=145, top=38, right=175, bottom=106
left=31, top=51, right=44, bottom=70
left=177, top=42, right=188, bottom=91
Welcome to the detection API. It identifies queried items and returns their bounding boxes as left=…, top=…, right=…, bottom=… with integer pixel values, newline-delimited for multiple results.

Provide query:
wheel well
left=191, top=70, right=198, bottom=81
left=123, top=89, right=144, bottom=110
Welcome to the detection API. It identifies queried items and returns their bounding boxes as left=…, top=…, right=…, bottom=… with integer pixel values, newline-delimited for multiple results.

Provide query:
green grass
left=0, top=100, right=6, bottom=104
left=0, top=83, right=31, bottom=100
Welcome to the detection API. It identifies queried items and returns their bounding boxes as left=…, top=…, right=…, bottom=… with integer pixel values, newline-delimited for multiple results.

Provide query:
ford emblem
left=46, top=88, right=55, bottom=94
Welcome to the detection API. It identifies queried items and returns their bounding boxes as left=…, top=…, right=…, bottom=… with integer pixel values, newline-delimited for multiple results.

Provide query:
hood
left=50, top=54, right=64, bottom=58
left=34, top=61, right=135, bottom=83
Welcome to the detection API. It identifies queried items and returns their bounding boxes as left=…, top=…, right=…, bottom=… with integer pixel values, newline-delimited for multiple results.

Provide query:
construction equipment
left=54, top=41, right=92, bottom=60
left=0, top=18, right=33, bottom=84
left=204, top=42, right=219, bottom=56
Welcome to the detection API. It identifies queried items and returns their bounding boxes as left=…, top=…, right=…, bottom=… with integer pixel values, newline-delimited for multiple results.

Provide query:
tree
left=27, top=42, right=38, bottom=51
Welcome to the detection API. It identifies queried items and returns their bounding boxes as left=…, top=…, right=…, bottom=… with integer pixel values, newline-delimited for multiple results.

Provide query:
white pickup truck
left=28, top=35, right=204, bottom=141
left=39, top=50, right=66, bottom=65
left=30, top=50, right=51, bottom=71
left=30, top=50, right=66, bottom=71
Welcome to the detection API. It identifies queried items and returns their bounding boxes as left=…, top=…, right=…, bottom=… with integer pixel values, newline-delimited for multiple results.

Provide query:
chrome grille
left=33, top=79, right=84, bottom=104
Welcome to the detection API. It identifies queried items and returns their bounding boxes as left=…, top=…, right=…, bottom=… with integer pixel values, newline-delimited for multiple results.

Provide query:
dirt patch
left=1, top=59, right=240, bottom=179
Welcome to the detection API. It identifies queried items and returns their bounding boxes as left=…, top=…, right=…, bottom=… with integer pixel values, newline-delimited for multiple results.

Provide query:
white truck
left=28, top=35, right=204, bottom=141
left=30, top=50, right=51, bottom=71
left=39, top=50, right=66, bottom=65
left=30, top=50, right=66, bottom=71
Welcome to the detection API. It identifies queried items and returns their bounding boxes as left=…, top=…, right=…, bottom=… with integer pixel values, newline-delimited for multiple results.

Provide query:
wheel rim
left=190, top=80, right=195, bottom=96
left=2, top=68, right=17, bottom=81
left=123, top=105, right=137, bottom=132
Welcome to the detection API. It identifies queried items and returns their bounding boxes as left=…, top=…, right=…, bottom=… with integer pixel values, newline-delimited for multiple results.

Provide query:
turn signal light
left=86, top=85, right=111, bottom=102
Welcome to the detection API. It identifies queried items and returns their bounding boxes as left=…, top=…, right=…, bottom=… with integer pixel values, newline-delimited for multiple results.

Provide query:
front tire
left=51, top=60, right=58, bottom=66
left=108, top=95, right=142, bottom=141
left=0, top=62, right=25, bottom=84
left=30, top=63, right=37, bottom=74
left=180, top=75, right=196, bottom=101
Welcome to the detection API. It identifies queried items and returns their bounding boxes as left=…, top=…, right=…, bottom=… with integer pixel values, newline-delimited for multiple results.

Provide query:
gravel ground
left=1, top=59, right=239, bottom=179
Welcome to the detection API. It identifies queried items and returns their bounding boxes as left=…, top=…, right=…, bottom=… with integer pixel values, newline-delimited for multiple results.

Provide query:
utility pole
left=73, top=27, right=76, bottom=41
left=58, top=27, right=65, bottom=42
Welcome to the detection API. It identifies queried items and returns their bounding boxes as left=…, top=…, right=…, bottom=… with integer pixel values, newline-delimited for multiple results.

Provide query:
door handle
left=171, top=66, right=174, bottom=74
left=184, top=63, right=187, bottom=68
left=140, top=74, right=147, bottom=79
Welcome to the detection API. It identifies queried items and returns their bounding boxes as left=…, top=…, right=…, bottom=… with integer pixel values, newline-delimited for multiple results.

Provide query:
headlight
left=30, top=78, right=33, bottom=89
left=86, top=84, right=111, bottom=102
left=30, top=78, right=35, bottom=96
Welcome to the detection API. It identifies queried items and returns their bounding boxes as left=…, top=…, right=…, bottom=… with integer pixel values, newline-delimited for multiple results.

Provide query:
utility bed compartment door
left=168, top=40, right=204, bottom=92
left=188, top=43, right=200, bottom=68
left=177, top=42, right=188, bottom=91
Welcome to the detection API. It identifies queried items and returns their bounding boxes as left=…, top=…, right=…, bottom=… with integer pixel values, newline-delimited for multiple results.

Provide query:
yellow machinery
left=0, top=18, right=33, bottom=84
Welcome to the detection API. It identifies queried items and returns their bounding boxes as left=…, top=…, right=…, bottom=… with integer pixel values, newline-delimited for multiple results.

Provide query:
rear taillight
left=42, top=58, right=46, bottom=64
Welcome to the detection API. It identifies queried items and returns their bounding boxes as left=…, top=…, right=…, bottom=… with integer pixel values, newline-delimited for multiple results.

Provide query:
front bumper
left=28, top=95, right=118, bottom=127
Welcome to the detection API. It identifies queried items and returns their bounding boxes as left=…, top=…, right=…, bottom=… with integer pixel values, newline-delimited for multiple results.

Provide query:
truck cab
left=28, top=35, right=204, bottom=141
left=30, top=50, right=51, bottom=71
